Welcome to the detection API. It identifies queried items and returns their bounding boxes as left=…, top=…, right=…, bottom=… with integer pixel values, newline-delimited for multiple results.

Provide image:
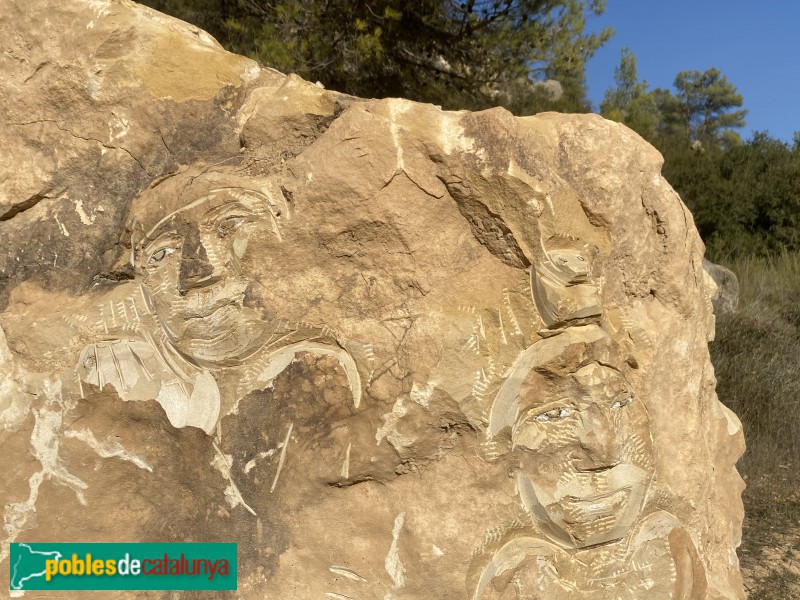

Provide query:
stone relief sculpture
left=470, top=328, right=705, bottom=599
left=0, top=1, right=745, bottom=598
left=73, top=166, right=369, bottom=435
left=530, top=234, right=602, bottom=330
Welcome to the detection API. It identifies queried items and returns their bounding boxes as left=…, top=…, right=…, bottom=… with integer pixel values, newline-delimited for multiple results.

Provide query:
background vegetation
left=599, top=50, right=800, bottom=261
left=141, top=1, right=800, bottom=595
left=144, top=0, right=611, bottom=113
left=713, top=254, right=800, bottom=597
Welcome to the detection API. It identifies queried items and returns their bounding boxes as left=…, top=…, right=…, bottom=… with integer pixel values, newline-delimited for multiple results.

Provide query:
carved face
left=548, top=248, right=590, bottom=283
left=531, top=237, right=601, bottom=327
left=133, top=187, right=273, bottom=366
left=512, top=363, right=654, bottom=548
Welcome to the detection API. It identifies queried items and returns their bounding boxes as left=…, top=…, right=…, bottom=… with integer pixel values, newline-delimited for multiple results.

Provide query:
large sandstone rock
left=0, top=1, right=745, bottom=598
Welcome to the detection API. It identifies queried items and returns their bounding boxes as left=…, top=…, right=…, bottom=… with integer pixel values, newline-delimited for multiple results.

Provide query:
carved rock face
left=513, top=361, right=654, bottom=549
left=0, top=2, right=744, bottom=599
left=130, top=170, right=281, bottom=366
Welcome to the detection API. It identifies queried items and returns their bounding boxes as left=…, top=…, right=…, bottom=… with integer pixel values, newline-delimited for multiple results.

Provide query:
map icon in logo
left=9, top=544, right=62, bottom=590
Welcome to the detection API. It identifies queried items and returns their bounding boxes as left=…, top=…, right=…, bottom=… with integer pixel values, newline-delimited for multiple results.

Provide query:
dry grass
left=710, top=252, right=800, bottom=598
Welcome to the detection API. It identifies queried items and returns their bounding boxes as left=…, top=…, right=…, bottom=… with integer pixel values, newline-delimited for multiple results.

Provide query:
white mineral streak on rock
left=242, top=61, right=262, bottom=83
left=270, top=422, right=293, bottom=493
left=0, top=326, right=30, bottom=431
left=385, top=512, right=406, bottom=589
left=73, top=198, right=95, bottom=225
left=409, top=381, right=435, bottom=408
left=387, top=98, right=410, bottom=172
left=2, top=469, right=46, bottom=565
left=375, top=398, right=415, bottom=449
left=340, top=442, right=351, bottom=479
left=108, top=112, right=130, bottom=142
left=86, top=0, right=112, bottom=18
left=244, top=450, right=273, bottom=475
left=329, top=565, right=367, bottom=582
left=53, top=214, right=69, bottom=237
left=64, top=427, right=153, bottom=472
left=2, top=378, right=87, bottom=566
left=211, top=440, right=256, bottom=516
left=439, top=112, right=474, bottom=155
left=31, top=380, right=87, bottom=501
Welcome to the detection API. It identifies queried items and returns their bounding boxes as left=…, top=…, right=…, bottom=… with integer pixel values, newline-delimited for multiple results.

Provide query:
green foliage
left=599, top=48, right=659, bottom=139
left=720, top=134, right=800, bottom=254
left=662, top=133, right=800, bottom=260
left=599, top=49, right=800, bottom=260
left=601, top=49, right=747, bottom=151
left=671, top=68, right=747, bottom=147
left=140, top=0, right=612, bottom=113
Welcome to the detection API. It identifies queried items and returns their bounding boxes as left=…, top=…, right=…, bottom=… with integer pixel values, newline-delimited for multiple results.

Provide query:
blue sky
left=585, top=1, right=800, bottom=142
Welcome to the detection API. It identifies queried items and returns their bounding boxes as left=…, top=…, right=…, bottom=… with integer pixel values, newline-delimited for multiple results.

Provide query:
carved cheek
left=517, top=418, right=583, bottom=459
left=193, top=232, right=218, bottom=268
left=232, top=233, right=249, bottom=259
left=518, top=436, right=578, bottom=488
left=623, top=411, right=656, bottom=469
left=514, top=423, right=547, bottom=451
left=143, top=263, right=179, bottom=296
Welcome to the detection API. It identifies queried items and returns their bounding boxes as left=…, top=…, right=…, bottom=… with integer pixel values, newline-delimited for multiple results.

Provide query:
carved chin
left=547, top=487, right=636, bottom=547
left=518, top=472, right=650, bottom=549
left=169, top=306, right=269, bottom=365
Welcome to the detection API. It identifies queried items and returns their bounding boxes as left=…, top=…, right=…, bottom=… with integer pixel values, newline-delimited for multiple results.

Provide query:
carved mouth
left=564, top=486, right=630, bottom=504
left=182, top=311, right=271, bottom=365
left=560, top=486, right=631, bottom=519
left=177, top=285, right=246, bottom=319
left=184, top=298, right=240, bottom=319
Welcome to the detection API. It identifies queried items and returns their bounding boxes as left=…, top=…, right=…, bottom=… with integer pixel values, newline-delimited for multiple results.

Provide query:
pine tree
left=141, top=0, right=612, bottom=114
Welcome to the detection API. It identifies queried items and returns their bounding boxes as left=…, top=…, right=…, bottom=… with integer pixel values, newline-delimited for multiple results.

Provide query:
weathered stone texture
left=0, top=1, right=744, bottom=598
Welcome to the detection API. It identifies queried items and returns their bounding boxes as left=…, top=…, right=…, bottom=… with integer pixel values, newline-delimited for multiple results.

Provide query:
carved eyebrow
left=142, top=194, right=216, bottom=241
left=202, top=200, right=257, bottom=222
left=143, top=188, right=268, bottom=240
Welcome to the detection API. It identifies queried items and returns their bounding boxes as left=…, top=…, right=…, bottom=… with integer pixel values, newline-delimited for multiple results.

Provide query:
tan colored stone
left=0, top=1, right=744, bottom=598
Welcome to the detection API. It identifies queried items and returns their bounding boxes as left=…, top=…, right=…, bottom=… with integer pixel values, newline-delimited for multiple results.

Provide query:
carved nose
left=178, top=229, right=219, bottom=292
left=574, top=405, right=620, bottom=471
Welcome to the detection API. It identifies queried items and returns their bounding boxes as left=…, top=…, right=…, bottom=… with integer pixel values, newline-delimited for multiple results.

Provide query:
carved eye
left=217, top=216, right=246, bottom=237
left=147, top=246, right=175, bottom=265
left=533, top=406, right=571, bottom=422
left=611, top=394, right=634, bottom=410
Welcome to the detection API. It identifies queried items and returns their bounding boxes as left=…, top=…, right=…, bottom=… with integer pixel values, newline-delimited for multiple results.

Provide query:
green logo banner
left=9, top=543, right=237, bottom=590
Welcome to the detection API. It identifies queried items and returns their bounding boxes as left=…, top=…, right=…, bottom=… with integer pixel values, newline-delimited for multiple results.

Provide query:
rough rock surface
left=703, top=259, right=740, bottom=316
left=0, top=1, right=745, bottom=599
